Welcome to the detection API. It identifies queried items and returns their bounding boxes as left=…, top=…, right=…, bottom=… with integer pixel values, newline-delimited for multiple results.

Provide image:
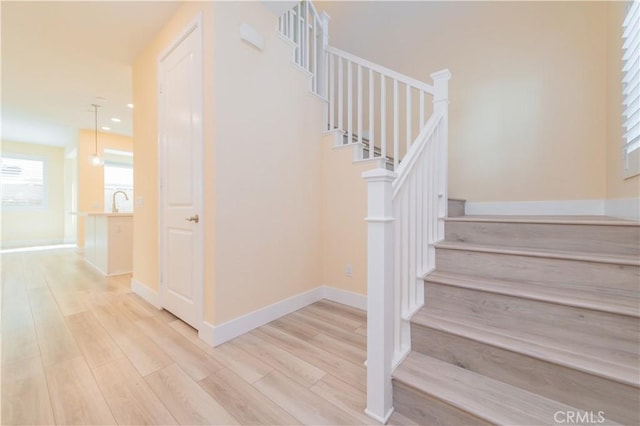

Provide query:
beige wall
left=606, top=0, right=640, bottom=199
left=321, top=133, right=376, bottom=295
left=1, top=141, right=65, bottom=247
left=319, top=1, right=609, bottom=202
left=211, top=1, right=324, bottom=323
left=133, top=1, right=325, bottom=325
left=77, top=129, right=133, bottom=248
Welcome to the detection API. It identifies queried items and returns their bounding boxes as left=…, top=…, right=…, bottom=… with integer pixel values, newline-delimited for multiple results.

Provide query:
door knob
left=185, top=214, right=199, bottom=223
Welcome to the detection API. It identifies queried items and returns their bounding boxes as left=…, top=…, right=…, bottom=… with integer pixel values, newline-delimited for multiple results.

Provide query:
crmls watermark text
left=554, top=410, right=606, bottom=424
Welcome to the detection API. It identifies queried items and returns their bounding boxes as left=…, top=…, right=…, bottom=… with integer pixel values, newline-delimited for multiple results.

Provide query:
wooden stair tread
left=425, top=271, right=640, bottom=317
left=411, top=311, right=640, bottom=387
left=393, top=352, right=621, bottom=425
left=435, top=241, right=640, bottom=266
left=444, top=215, right=640, bottom=226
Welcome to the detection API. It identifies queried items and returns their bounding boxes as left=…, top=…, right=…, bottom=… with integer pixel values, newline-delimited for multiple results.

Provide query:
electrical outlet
left=345, top=264, right=353, bottom=277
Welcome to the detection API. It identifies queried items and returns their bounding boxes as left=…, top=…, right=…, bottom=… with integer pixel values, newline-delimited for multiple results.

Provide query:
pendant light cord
left=93, top=104, right=98, bottom=155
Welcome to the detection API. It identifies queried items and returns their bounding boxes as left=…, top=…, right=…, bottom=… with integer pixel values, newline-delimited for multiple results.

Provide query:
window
left=104, top=162, right=133, bottom=212
left=622, top=0, right=640, bottom=177
left=0, top=155, right=46, bottom=209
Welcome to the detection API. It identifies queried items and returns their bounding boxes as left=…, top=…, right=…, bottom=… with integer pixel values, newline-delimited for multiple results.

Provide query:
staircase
left=275, top=2, right=639, bottom=423
left=392, top=214, right=640, bottom=425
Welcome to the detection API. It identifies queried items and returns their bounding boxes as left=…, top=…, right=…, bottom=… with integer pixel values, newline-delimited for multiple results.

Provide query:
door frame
left=157, top=13, right=204, bottom=330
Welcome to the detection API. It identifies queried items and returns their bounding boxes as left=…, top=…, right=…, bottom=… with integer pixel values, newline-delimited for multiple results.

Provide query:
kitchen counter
left=84, top=213, right=133, bottom=276
left=71, top=211, right=133, bottom=217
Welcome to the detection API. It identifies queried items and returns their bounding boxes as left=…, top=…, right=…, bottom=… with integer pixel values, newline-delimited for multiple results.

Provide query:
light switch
left=135, top=196, right=143, bottom=207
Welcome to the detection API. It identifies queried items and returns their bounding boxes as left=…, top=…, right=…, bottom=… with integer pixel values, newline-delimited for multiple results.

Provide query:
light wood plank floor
left=1, top=248, right=382, bottom=425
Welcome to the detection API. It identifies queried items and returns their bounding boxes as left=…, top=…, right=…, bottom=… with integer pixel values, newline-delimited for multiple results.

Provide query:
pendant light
left=89, top=104, right=104, bottom=166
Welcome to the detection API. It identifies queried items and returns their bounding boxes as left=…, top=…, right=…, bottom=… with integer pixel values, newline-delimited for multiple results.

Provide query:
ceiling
left=1, top=1, right=183, bottom=147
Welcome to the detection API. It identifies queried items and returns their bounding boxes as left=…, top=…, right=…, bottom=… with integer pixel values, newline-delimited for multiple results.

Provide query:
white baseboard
left=200, top=285, right=368, bottom=347
left=198, top=321, right=216, bottom=345
left=465, top=199, right=605, bottom=216
left=604, top=198, right=640, bottom=220
left=131, top=278, right=162, bottom=309
left=204, top=287, right=325, bottom=346
left=464, top=198, right=640, bottom=220
left=322, top=286, right=368, bottom=310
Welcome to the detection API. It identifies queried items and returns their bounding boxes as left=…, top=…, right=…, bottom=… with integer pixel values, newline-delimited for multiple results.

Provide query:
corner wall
left=211, top=1, right=325, bottom=324
left=321, top=133, right=377, bottom=299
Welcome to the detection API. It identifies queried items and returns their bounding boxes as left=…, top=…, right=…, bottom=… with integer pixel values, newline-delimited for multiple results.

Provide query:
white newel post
left=430, top=69, right=451, bottom=241
left=363, top=168, right=397, bottom=424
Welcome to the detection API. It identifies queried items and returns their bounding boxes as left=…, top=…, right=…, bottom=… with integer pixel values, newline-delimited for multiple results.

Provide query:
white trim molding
left=323, top=286, right=368, bottom=310
left=131, top=278, right=162, bottom=309
left=465, top=199, right=605, bottom=216
left=465, top=199, right=640, bottom=220
left=605, top=198, right=640, bottom=221
left=198, top=285, right=367, bottom=347
left=204, top=287, right=324, bottom=346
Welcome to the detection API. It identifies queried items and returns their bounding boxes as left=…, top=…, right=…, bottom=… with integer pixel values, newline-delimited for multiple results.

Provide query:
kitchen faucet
left=112, top=191, right=129, bottom=213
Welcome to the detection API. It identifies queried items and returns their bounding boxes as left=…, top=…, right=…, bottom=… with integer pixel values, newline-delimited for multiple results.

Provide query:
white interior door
left=158, top=17, right=203, bottom=330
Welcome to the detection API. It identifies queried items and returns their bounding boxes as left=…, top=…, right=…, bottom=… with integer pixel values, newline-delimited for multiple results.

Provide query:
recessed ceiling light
left=111, top=117, right=121, bottom=123
left=126, top=103, right=134, bottom=109
left=101, top=126, right=111, bottom=131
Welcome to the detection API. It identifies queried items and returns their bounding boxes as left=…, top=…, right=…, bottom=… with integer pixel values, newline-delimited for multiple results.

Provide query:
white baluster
left=369, top=69, right=375, bottom=159
left=303, top=1, right=309, bottom=70
left=338, top=57, right=343, bottom=131
left=409, top=171, right=416, bottom=312
left=419, top=91, right=425, bottom=131
left=329, top=54, right=335, bottom=130
left=297, top=3, right=302, bottom=65
left=381, top=76, right=387, bottom=161
left=393, top=79, right=399, bottom=169
left=401, top=188, right=409, bottom=314
left=406, top=85, right=412, bottom=152
left=348, top=61, right=353, bottom=143
left=358, top=64, right=363, bottom=146
left=312, top=20, right=317, bottom=93
left=320, top=12, right=330, bottom=98
left=290, top=9, right=294, bottom=38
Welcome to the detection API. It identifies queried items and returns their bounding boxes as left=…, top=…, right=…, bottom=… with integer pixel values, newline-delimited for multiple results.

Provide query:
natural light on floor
left=0, top=243, right=77, bottom=254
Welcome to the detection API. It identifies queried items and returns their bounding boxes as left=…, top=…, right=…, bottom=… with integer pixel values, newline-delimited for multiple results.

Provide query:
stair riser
left=436, top=248, right=639, bottom=292
left=447, top=200, right=466, bottom=217
left=411, top=324, right=639, bottom=425
left=424, top=282, right=640, bottom=362
left=393, top=382, right=490, bottom=426
left=444, top=222, right=640, bottom=256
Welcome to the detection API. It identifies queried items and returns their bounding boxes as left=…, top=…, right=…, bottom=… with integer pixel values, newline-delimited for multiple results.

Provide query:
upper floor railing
left=278, top=0, right=328, bottom=96
left=325, top=46, right=435, bottom=169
